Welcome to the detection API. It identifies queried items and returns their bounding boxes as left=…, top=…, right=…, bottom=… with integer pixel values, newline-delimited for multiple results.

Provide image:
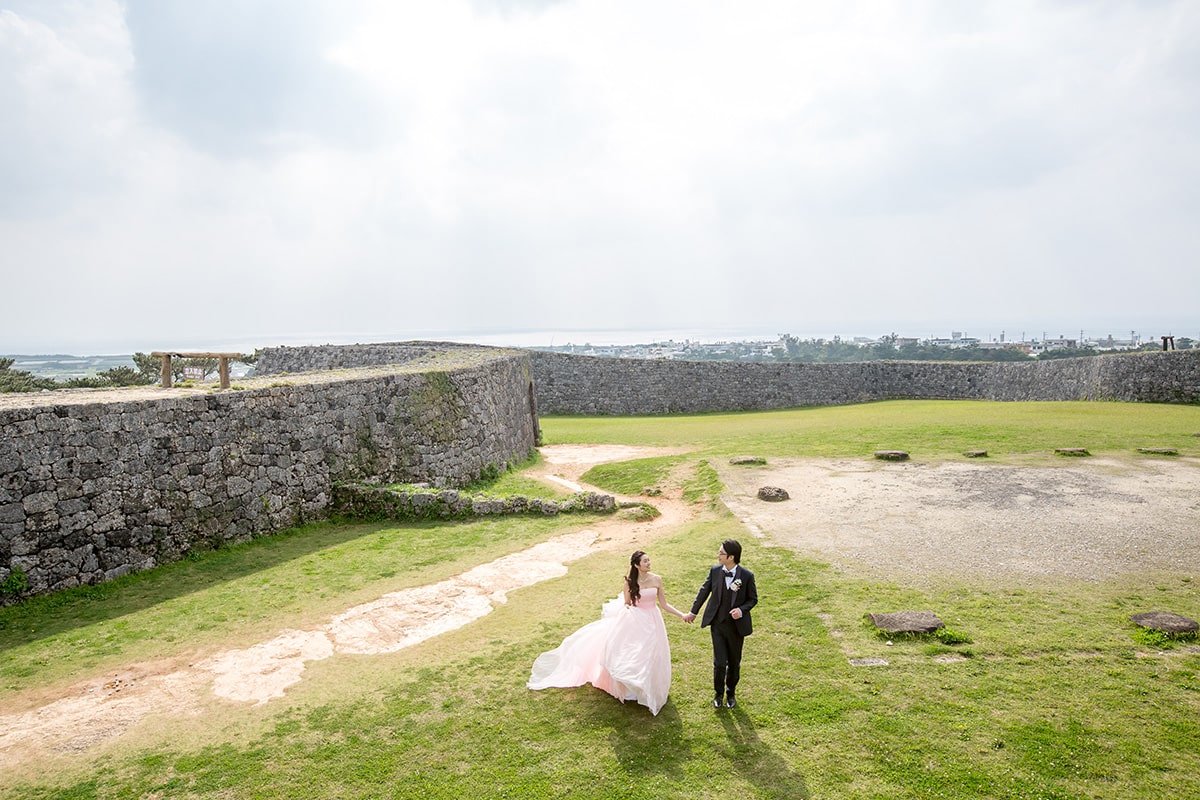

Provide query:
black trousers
left=710, top=621, right=745, bottom=697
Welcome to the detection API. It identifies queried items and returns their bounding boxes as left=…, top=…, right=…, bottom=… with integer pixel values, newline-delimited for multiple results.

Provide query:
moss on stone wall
left=330, top=483, right=616, bottom=521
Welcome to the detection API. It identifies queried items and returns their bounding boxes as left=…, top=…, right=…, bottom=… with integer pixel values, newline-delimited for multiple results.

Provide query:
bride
left=528, top=550, right=686, bottom=715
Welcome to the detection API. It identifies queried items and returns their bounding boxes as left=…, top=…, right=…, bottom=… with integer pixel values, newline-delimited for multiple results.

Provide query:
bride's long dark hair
left=627, top=550, right=646, bottom=604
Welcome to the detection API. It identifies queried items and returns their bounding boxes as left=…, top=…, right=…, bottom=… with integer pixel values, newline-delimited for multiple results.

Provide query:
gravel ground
left=717, top=455, right=1200, bottom=586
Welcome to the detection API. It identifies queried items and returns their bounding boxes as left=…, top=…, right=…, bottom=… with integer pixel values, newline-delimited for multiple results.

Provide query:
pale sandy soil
left=717, top=454, right=1200, bottom=585
left=3, top=445, right=1198, bottom=772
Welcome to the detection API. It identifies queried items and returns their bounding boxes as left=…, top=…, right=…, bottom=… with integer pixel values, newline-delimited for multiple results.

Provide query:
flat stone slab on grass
left=1130, top=611, right=1199, bottom=635
left=730, top=455, right=767, bottom=465
left=1136, top=447, right=1179, bottom=456
left=933, top=654, right=970, bottom=664
left=1054, top=447, right=1090, bottom=457
left=849, top=658, right=889, bottom=667
left=867, top=610, right=944, bottom=634
left=874, top=450, right=909, bottom=461
left=756, top=486, right=790, bottom=502
left=963, top=449, right=988, bottom=458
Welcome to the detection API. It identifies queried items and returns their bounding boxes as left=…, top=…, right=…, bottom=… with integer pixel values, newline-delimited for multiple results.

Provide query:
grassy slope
left=2, top=400, right=1199, bottom=799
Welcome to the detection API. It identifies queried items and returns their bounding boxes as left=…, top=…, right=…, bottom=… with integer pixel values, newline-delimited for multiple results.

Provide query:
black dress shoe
left=725, top=695, right=737, bottom=709
left=713, top=696, right=723, bottom=708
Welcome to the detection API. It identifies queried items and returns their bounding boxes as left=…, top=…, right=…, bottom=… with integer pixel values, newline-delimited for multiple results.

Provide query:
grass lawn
left=543, top=399, right=1200, bottom=461
left=2, top=400, right=1198, bottom=799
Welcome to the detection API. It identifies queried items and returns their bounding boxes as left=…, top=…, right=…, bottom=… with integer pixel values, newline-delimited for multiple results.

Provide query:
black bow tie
left=724, top=570, right=734, bottom=577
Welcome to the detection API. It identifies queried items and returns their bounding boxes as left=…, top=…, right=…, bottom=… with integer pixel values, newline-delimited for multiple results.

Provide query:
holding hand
left=683, top=612, right=696, bottom=624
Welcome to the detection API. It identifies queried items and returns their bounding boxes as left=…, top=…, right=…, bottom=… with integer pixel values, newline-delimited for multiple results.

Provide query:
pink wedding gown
left=528, top=587, right=672, bottom=715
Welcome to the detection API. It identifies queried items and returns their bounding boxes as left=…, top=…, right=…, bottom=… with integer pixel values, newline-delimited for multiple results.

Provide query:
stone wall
left=527, top=350, right=1200, bottom=414
left=5, top=339, right=1196, bottom=601
left=254, top=340, right=488, bottom=375
left=330, top=484, right=616, bottom=520
left=0, top=347, right=538, bottom=598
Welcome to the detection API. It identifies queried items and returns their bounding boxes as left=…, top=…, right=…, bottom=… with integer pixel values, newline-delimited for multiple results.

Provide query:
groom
left=684, top=539, right=758, bottom=708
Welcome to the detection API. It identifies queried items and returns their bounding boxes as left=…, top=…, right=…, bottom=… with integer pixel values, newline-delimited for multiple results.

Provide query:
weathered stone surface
left=849, top=658, right=889, bottom=667
left=1136, top=447, right=1179, bottom=455
left=22, top=491, right=58, bottom=515
left=524, top=349, right=1200, bottom=415
left=730, top=456, right=766, bottom=465
left=867, top=610, right=944, bottom=634
left=874, top=450, right=909, bottom=461
left=330, top=485, right=616, bottom=521
left=963, top=450, right=988, bottom=458
left=756, top=486, right=790, bottom=502
left=1130, top=611, right=1199, bottom=635
left=1055, top=448, right=1090, bottom=456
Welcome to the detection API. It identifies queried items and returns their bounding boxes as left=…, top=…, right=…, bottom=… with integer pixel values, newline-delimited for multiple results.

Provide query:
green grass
left=458, top=450, right=573, bottom=499
left=542, top=399, right=1200, bottom=460
left=0, top=515, right=591, bottom=698
left=581, top=455, right=686, bottom=495
left=580, top=455, right=724, bottom=508
left=3, top=400, right=1200, bottom=799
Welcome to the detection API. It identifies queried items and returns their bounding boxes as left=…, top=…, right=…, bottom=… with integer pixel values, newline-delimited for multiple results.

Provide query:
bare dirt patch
left=718, top=455, right=1200, bottom=585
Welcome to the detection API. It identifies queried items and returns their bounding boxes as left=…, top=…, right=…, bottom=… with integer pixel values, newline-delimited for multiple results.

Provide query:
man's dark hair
left=723, top=539, right=742, bottom=564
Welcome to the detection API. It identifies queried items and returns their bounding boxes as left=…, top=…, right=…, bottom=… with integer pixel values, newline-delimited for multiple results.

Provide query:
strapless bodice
left=633, top=587, right=659, bottom=608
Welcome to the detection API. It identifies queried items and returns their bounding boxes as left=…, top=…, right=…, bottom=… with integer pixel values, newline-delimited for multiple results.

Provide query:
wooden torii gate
left=151, top=351, right=244, bottom=389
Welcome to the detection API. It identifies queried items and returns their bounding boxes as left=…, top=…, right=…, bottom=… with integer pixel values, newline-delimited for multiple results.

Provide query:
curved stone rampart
left=254, top=340, right=488, bottom=375
left=0, top=347, right=538, bottom=598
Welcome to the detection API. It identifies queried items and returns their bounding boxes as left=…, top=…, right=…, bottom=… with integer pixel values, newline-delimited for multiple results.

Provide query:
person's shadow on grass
left=604, top=699, right=809, bottom=799
left=717, top=706, right=810, bottom=799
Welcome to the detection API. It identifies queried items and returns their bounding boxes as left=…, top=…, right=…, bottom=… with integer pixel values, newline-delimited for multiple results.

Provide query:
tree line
left=0, top=353, right=256, bottom=394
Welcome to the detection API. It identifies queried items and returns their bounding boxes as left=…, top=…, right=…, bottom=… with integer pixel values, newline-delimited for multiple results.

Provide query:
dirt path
left=534, top=443, right=697, bottom=542
left=0, top=445, right=695, bottom=772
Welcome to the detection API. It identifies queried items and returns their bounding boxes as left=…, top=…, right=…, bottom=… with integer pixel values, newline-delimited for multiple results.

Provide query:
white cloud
left=1, top=0, right=1197, bottom=353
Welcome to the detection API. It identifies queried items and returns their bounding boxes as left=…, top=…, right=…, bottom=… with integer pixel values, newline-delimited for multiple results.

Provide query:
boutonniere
left=730, top=578, right=742, bottom=592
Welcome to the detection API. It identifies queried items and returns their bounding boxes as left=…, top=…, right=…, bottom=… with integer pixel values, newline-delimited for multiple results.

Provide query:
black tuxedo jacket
left=691, top=564, right=757, bottom=637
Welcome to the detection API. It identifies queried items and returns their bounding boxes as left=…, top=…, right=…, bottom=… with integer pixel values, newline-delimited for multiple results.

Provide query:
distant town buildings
left=534, top=330, right=1191, bottom=360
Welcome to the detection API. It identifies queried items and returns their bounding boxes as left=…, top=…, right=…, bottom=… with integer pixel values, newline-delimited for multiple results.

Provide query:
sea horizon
left=3, top=327, right=859, bottom=358
left=5, top=321, right=1198, bottom=360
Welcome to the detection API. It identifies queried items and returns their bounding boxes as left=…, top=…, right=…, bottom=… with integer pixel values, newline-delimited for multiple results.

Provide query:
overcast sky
left=2, top=0, right=1197, bottom=354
